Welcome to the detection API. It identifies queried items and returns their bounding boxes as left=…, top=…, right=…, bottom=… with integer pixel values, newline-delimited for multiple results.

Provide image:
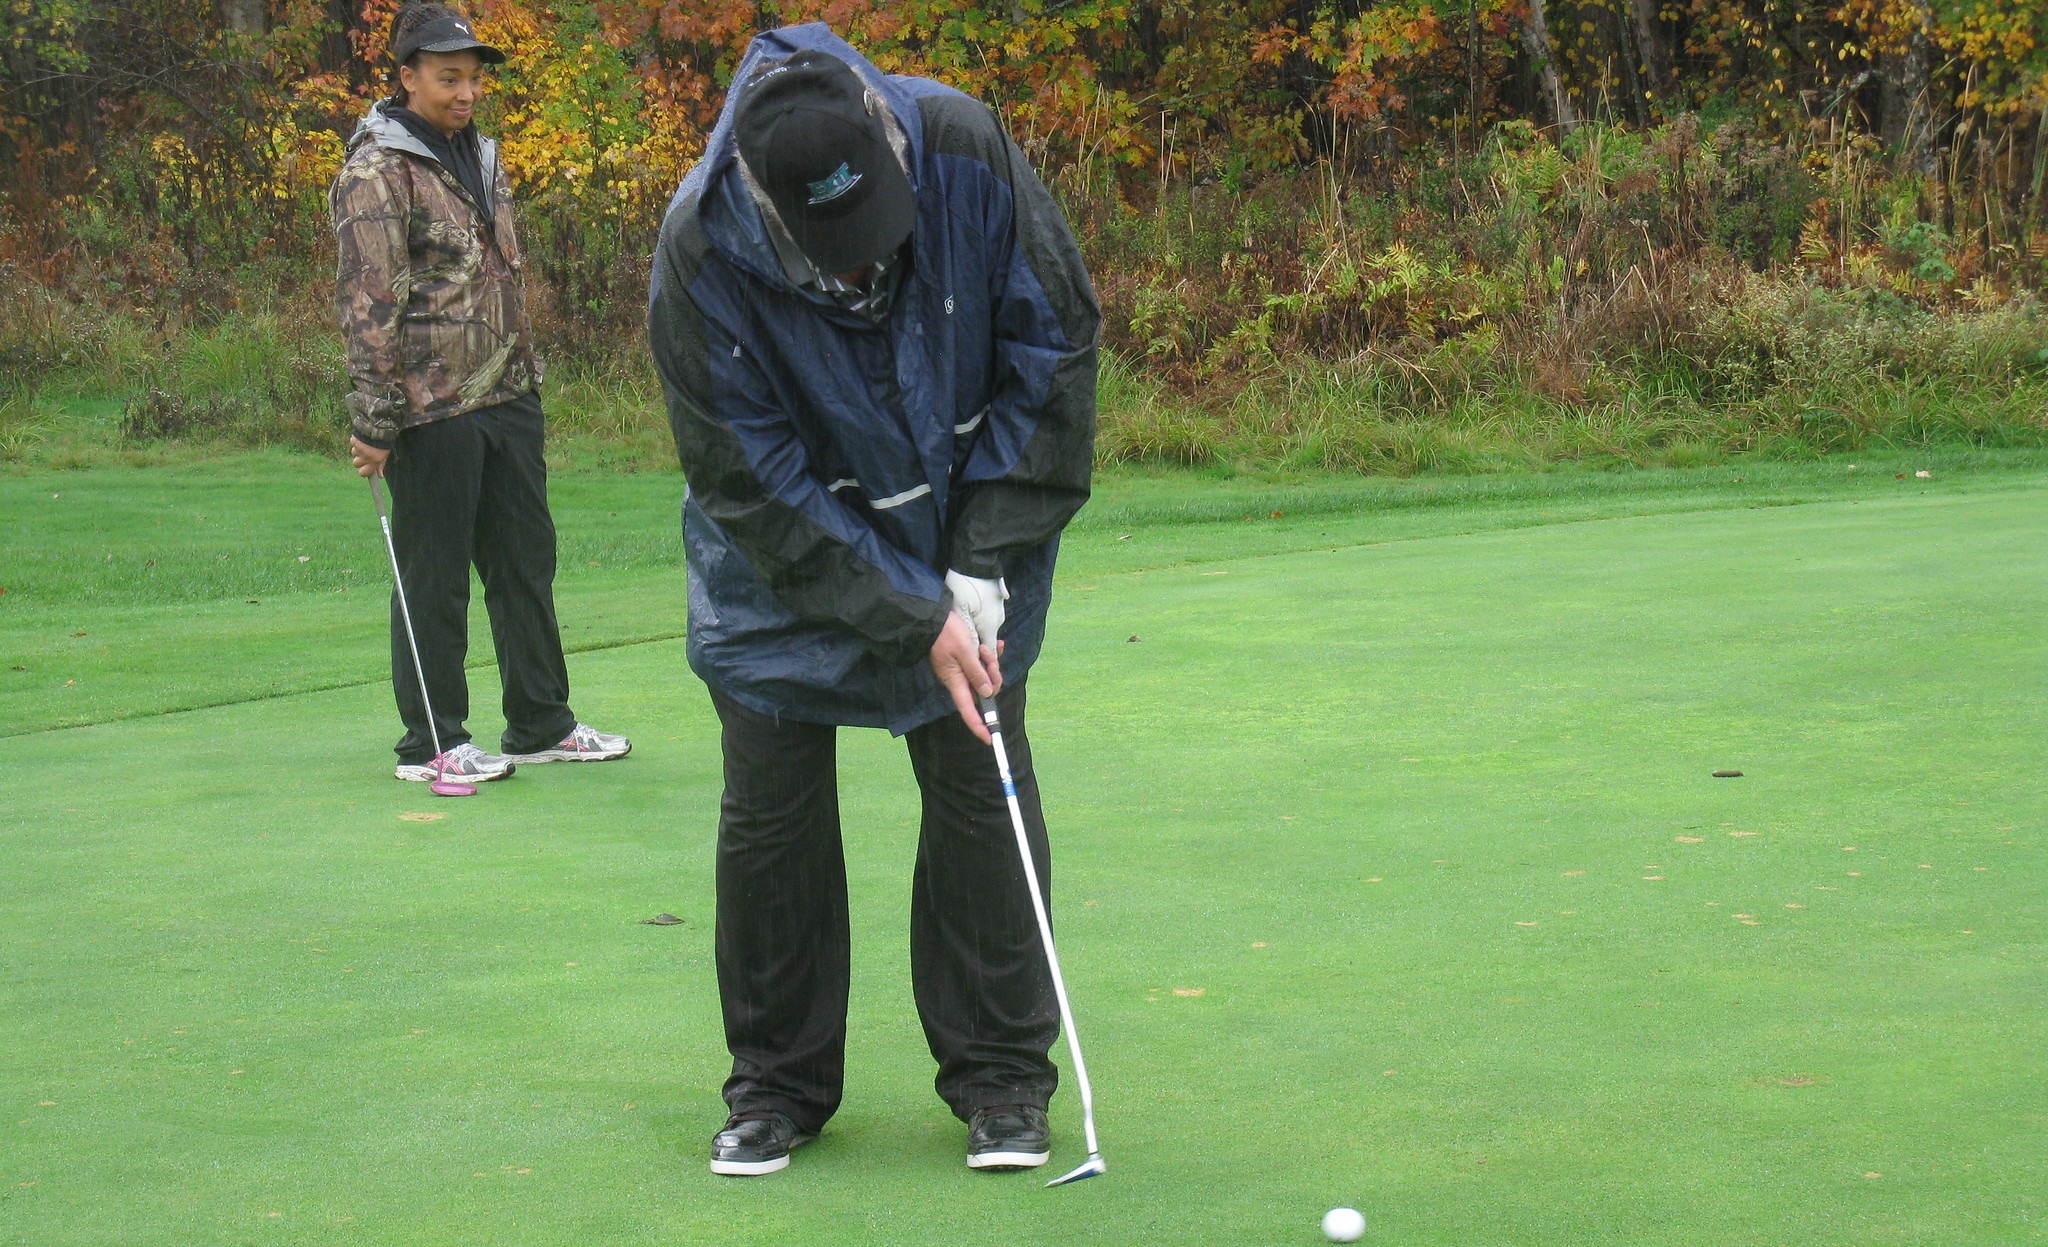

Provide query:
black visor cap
left=734, top=52, right=914, bottom=274
left=395, top=15, right=505, bottom=67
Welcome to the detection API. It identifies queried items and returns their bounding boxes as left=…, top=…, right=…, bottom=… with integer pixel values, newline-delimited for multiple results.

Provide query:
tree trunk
left=218, top=0, right=265, bottom=35
left=1880, top=4, right=1934, bottom=177
left=1628, top=0, right=1671, bottom=103
left=1519, top=0, right=1578, bottom=133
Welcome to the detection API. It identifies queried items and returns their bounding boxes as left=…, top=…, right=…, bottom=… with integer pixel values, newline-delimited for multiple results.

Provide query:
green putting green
left=2, top=453, right=2044, bottom=1244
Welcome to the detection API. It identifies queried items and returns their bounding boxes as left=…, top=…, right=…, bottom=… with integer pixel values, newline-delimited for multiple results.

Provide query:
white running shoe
left=394, top=741, right=516, bottom=783
left=504, top=723, right=632, bottom=764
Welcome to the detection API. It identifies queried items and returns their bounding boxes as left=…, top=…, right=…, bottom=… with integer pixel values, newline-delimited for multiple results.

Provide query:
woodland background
left=4, top=0, right=2048, bottom=471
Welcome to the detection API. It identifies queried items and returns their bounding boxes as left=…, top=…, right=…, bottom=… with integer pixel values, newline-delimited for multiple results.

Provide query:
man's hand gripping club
left=929, top=605, right=1003, bottom=744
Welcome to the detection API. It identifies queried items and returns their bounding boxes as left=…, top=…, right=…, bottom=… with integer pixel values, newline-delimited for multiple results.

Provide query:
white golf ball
left=1322, top=1206, right=1366, bottom=1242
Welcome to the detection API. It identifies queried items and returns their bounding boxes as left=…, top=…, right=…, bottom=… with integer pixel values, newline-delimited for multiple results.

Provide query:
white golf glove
left=944, top=570, right=1008, bottom=652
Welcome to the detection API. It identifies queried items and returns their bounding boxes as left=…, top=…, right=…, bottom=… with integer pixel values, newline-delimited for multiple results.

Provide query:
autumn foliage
left=3, top=0, right=2048, bottom=367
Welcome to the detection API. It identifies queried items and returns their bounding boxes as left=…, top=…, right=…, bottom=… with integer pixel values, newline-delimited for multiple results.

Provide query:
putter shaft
left=372, top=474, right=463, bottom=789
left=978, top=695, right=1102, bottom=1177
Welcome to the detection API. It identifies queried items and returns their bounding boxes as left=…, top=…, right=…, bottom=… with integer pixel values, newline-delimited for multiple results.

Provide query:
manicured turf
left=3, top=451, right=2045, bottom=1244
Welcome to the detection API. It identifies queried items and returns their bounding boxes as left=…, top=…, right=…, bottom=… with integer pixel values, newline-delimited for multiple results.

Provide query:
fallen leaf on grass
left=1862, top=1172, right=1882, bottom=1179
left=1515, top=921, right=1538, bottom=927
left=1562, top=870, right=1585, bottom=876
left=640, top=913, right=683, bottom=925
left=1728, top=831, right=1758, bottom=838
left=1785, top=903, right=1804, bottom=909
left=1365, top=877, right=1382, bottom=883
left=1739, top=919, right=1761, bottom=925
left=1250, top=941, right=1267, bottom=948
left=1643, top=875, right=1665, bottom=880
left=1675, top=836, right=1706, bottom=843
left=1171, top=987, right=1205, bottom=997
left=1848, top=871, right=1862, bottom=876
left=398, top=812, right=444, bottom=823
left=1712, top=770, right=1743, bottom=778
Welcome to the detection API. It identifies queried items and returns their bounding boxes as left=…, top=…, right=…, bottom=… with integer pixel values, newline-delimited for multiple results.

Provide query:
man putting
left=647, top=25, right=1098, bottom=1175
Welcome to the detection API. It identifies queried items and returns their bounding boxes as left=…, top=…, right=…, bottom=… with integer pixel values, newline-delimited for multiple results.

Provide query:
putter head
left=427, top=754, right=478, bottom=798
left=1045, top=1154, right=1106, bottom=1187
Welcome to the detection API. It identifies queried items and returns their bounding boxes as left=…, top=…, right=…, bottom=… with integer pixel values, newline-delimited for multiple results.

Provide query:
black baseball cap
left=733, top=51, right=915, bottom=274
left=394, top=14, right=505, bottom=67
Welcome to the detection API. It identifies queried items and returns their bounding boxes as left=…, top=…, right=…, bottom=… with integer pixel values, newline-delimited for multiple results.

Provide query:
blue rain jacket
left=647, top=25, right=1099, bottom=733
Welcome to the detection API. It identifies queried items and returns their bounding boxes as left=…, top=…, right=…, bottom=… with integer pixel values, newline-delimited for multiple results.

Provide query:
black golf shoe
left=966, top=1104, right=1051, bottom=1170
left=708, top=1110, right=814, bottom=1176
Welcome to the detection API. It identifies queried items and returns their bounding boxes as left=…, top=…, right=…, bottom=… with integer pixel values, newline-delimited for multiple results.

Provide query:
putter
left=977, top=694, right=1105, bottom=1187
left=371, top=474, right=476, bottom=798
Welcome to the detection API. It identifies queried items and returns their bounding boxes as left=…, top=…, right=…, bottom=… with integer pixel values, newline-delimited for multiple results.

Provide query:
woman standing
left=333, top=1, right=628, bottom=782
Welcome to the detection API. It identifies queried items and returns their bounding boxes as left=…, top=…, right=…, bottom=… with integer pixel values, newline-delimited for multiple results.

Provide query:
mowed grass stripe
left=7, top=448, right=2045, bottom=735
left=2, top=483, right=2042, bottom=1244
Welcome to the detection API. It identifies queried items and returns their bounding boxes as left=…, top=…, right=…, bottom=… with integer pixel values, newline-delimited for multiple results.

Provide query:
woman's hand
left=351, top=437, right=391, bottom=478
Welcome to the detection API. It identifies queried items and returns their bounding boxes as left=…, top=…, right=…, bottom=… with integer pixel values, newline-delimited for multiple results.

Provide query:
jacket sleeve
left=944, top=117, right=1100, bottom=580
left=332, top=154, right=412, bottom=447
left=648, top=206, right=952, bottom=667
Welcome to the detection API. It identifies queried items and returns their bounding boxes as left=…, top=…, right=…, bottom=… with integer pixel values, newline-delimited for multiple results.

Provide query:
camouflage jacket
left=331, top=101, right=542, bottom=445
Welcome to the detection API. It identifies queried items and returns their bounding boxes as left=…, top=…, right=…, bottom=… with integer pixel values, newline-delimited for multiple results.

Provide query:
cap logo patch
left=807, top=162, right=862, bottom=205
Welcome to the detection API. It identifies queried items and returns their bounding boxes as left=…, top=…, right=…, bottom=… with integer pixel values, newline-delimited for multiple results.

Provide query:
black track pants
left=382, top=392, right=577, bottom=763
left=709, top=680, right=1060, bottom=1134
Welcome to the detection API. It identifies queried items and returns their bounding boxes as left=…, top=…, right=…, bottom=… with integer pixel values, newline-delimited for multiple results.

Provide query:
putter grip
left=976, top=695, right=1000, bottom=728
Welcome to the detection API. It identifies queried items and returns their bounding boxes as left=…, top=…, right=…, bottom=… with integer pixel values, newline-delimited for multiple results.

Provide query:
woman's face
left=399, top=49, right=485, bottom=135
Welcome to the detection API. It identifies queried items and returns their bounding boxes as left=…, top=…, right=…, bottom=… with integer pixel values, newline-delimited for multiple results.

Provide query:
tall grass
left=8, top=114, right=2048, bottom=476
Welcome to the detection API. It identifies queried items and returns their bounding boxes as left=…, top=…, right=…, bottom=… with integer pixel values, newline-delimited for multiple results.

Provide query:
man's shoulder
left=655, top=180, right=718, bottom=288
left=899, top=83, right=1014, bottom=183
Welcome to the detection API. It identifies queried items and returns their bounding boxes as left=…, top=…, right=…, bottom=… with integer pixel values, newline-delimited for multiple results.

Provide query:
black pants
left=710, top=680, right=1059, bottom=1134
left=383, top=393, right=577, bottom=763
